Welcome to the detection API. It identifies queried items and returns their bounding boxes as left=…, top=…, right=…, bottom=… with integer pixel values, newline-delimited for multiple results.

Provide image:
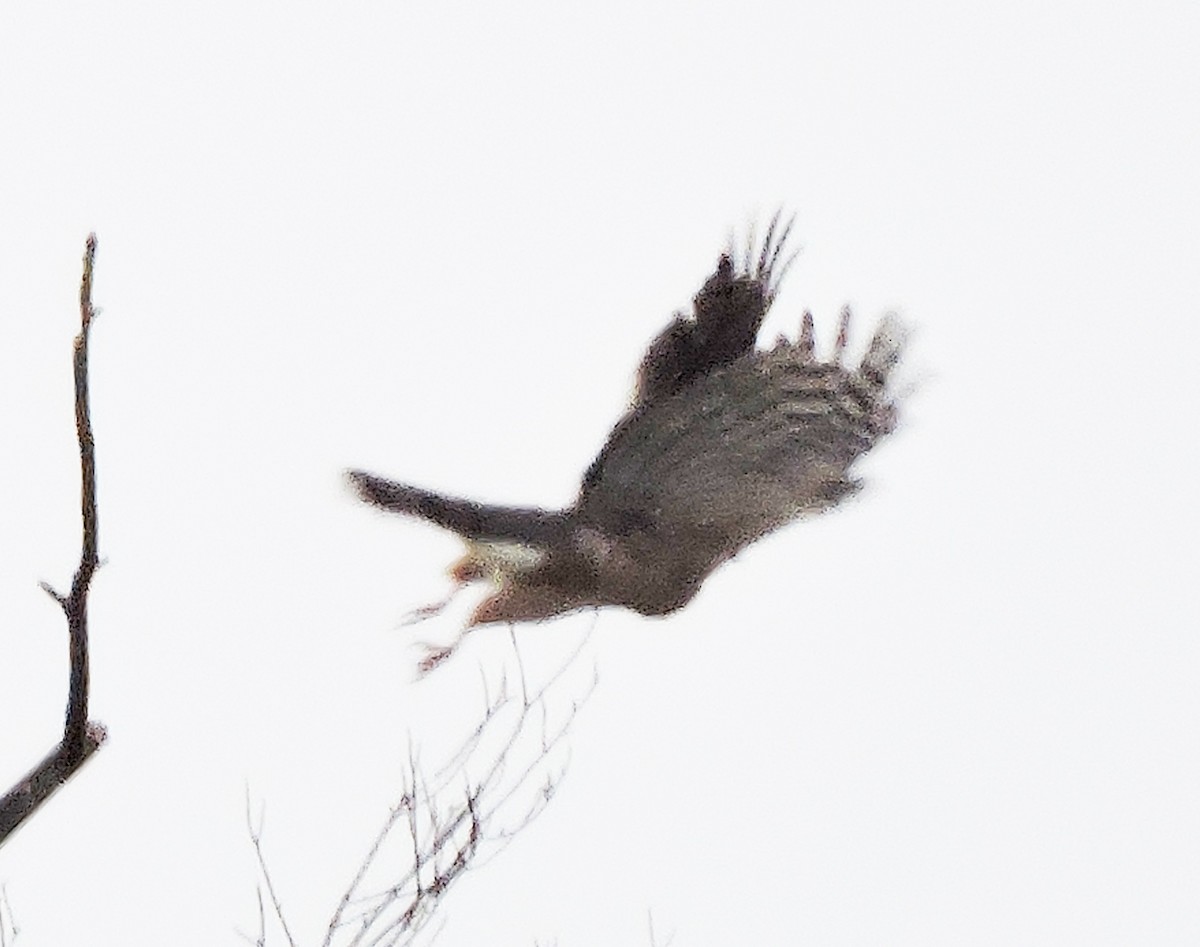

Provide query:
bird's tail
left=346, top=470, right=568, bottom=545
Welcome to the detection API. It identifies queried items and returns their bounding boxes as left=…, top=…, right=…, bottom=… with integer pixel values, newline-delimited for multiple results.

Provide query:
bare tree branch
left=234, top=883, right=268, bottom=947
left=647, top=909, right=674, bottom=947
left=246, top=793, right=299, bottom=947
left=326, top=632, right=596, bottom=947
left=245, top=629, right=595, bottom=946
left=0, top=235, right=108, bottom=847
left=0, top=884, right=18, bottom=947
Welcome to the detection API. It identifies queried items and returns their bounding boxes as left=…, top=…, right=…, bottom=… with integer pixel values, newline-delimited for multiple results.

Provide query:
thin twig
left=646, top=907, right=675, bottom=947
left=234, top=885, right=267, bottom=947
left=406, top=750, right=423, bottom=902
left=245, top=791, right=299, bottom=947
left=0, top=235, right=107, bottom=847
left=321, top=630, right=596, bottom=947
left=0, top=884, right=16, bottom=947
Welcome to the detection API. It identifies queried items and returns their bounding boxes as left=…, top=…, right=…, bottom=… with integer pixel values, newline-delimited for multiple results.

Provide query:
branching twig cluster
left=328, top=628, right=596, bottom=947
left=248, top=629, right=596, bottom=947
left=0, top=235, right=107, bottom=847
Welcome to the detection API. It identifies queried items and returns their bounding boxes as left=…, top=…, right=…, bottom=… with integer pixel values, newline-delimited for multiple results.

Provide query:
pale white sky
left=1, top=1, right=1198, bottom=944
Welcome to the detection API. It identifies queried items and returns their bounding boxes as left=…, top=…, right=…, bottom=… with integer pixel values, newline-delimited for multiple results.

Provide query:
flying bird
left=350, top=215, right=905, bottom=644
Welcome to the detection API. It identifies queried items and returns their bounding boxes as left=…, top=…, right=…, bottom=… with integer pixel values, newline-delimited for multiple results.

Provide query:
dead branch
left=0, top=884, right=17, bottom=947
left=647, top=909, right=675, bottom=947
left=0, top=235, right=108, bottom=847
left=246, top=794, right=299, bottom=947
left=246, top=630, right=595, bottom=947
left=325, top=631, right=597, bottom=947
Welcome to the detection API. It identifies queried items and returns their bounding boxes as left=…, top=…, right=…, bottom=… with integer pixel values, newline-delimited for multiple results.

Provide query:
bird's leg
left=405, top=576, right=479, bottom=675
left=413, top=625, right=472, bottom=677
left=416, top=640, right=457, bottom=676
left=398, top=582, right=467, bottom=627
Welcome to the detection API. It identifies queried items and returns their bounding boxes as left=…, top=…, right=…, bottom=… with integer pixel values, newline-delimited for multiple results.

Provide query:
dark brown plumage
left=349, top=214, right=905, bottom=631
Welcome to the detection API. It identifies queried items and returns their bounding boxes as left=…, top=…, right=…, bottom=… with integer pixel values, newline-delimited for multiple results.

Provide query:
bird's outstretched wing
left=581, top=212, right=798, bottom=495
left=576, top=309, right=905, bottom=590
left=347, top=471, right=568, bottom=546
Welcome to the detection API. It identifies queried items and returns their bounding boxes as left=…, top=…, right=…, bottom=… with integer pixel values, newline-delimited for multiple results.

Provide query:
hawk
left=350, top=215, right=905, bottom=637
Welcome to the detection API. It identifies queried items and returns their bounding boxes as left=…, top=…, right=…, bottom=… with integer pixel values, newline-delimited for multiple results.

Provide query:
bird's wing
left=632, top=211, right=797, bottom=406
left=347, top=471, right=568, bottom=546
left=577, top=311, right=905, bottom=576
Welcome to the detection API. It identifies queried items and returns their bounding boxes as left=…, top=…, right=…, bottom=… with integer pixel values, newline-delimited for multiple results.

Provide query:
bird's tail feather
left=347, top=470, right=567, bottom=544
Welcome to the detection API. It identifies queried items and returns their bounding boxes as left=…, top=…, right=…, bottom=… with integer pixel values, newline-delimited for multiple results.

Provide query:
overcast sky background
left=1, top=2, right=1198, bottom=945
